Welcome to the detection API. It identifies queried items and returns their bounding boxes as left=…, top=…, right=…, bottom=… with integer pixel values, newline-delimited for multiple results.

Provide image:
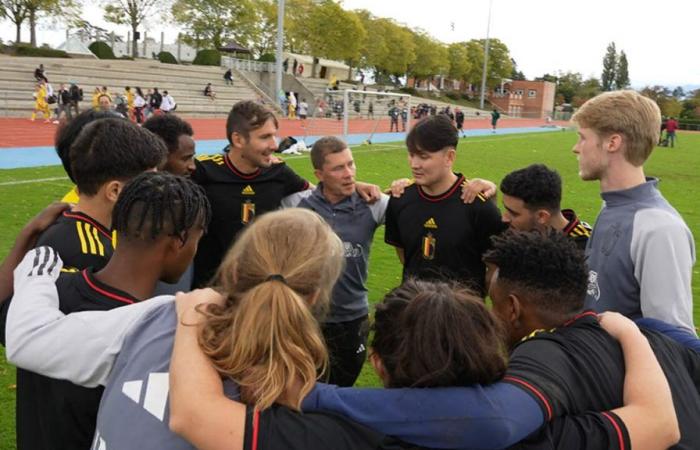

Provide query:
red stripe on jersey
left=417, top=175, right=465, bottom=202
left=225, top=153, right=261, bottom=180
left=252, top=409, right=260, bottom=450
left=503, top=376, right=553, bottom=420
left=63, top=212, right=112, bottom=240
left=601, top=412, right=626, bottom=450
left=563, top=310, right=598, bottom=327
left=81, top=270, right=135, bottom=304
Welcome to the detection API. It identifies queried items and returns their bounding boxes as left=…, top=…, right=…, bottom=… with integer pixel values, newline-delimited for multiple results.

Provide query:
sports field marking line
left=0, top=176, right=69, bottom=186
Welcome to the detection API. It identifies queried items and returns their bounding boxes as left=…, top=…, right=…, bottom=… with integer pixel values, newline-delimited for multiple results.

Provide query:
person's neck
left=321, top=184, right=350, bottom=205
left=93, top=247, right=162, bottom=301
left=421, top=172, right=458, bottom=196
left=227, top=149, right=258, bottom=174
left=550, top=211, right=570, bottom=232
left=72, top=197, right=112, bottom=229
left=599, top=161, right=646, bottom=193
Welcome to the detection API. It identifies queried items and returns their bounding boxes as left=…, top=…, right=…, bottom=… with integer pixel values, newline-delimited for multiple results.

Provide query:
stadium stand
left=0, top=55, right=275, bottom=118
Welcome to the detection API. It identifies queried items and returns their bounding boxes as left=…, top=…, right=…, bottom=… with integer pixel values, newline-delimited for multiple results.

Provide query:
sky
left=2, top=0, right=698, bottom=88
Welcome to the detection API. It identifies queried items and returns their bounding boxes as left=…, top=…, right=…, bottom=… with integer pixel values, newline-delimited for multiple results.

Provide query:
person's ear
left=507, top=293, right=523, bottom=330
left=369, top=350, right=390, bottom=386
left=445, top=148, right=456, bottom=165
left=606, top=133, right=623, bottom=154
left=230, top=132, right=247, bottom=150
left=535, top=209, right=551, bottom=226
left=104, top=180, right=124, bottom=204
left=314, top=168, right=323, bottom=183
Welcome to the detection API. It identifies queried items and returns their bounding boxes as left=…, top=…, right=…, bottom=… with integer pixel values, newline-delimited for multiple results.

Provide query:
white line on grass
left=0, top=176, right=69, bottom=186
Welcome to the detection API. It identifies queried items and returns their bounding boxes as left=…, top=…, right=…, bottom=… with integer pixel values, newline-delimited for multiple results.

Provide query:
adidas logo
left=121, top=372, right=169, bottom=422
left=242, top=185, right=255, bottom=195
left=423, top=218, right=438, bottom=229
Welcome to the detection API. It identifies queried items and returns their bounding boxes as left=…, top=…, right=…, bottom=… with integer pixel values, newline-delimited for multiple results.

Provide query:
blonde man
left=572, top=90, right=696, bottom=333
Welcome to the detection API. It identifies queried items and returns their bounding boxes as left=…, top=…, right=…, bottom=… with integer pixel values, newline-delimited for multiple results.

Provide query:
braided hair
left=112, top=172, right=211, bottom=241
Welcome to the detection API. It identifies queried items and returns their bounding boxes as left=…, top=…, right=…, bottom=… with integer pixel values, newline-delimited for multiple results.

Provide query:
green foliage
left=14, top=43, right=69, bottom=57
left=257, top=53, right=275, bottom=62
left=172, top=0, right=257, bottom=51
left=463, top=39, right=513, bottom=89
left=601, top=42, right=617, bottom=91
left=408, top=31, right=448, bottom=79
left=88, top=41, right=116, bottom=59
left=192, top=48, right=221, bottom=66
left=398, top=86, right=418, bottom=96
left=615, top=51, right=630, bottom=89
left=157, top=51, right=178, bottom=64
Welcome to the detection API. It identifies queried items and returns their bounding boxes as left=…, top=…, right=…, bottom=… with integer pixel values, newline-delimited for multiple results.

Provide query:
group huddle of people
left=2, top=89, right=699, bottom=450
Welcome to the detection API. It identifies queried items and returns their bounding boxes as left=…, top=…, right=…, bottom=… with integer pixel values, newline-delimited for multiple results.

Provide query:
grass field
left=0, top=130, right=698, bottom=448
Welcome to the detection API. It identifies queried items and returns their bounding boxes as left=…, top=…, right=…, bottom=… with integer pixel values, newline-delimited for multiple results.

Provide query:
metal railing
left=221, top=56, right=274, bottom=73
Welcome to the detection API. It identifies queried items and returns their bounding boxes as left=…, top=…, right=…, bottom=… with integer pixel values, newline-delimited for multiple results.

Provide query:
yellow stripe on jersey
left=92, top=226, right=105, bottom=256
left=76, top=222, right=88, bottom=254
left=112, top=230, right=118, bottom=249
left=84, top=223, right=97, bottom=255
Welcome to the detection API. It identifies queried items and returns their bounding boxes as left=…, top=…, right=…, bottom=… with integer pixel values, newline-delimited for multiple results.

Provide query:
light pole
left=275, top=0, right=285, bottom=108
left=479, top=0, right=493, bottom=110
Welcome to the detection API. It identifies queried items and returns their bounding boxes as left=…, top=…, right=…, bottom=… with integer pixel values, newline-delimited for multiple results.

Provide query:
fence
left=221, top=56, right=274, bottom=73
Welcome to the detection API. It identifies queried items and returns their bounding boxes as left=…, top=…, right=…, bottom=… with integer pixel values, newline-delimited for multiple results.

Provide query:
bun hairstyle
left=198, top=208, right=344, bottom=410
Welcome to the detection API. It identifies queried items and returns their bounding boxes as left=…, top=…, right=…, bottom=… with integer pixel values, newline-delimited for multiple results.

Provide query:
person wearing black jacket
left=150, top=88, right=163, bottom=111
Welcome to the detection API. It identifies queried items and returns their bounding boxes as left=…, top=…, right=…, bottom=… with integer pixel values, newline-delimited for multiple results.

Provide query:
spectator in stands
left=133, top=87, right=147, bottom=124
left=33, top=64, right=48, bottom=83
left=298, top=63, right=304, bottom=76
left=298, top=98, right=308, bottom=120
left=161, top=90, right=176, bottom=113
left=292, top=58, right=298, bottom=75
left=98, top=94, right=114, bottom=113
left=150, top=88, right=163, bottom=112
left=282, top=58, right=289, bottom=73
left=114, top=93, right=129, bottom=117
left=68, top=82, right=82, bottom=116
left=125, top=87, right=134, bottom=120
left=223, top=69, right=233, bottom=86
left=55, top=84, right=72, bottom=122
left=204, top=83, right=216, bottom=101
left=666, top=116, right=679, bottom=147
left=31, top=83, right=51, bottom=123
left=91, top=87, right=102, bottom=110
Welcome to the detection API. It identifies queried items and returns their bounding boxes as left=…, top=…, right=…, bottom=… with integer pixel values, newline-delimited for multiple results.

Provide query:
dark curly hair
left=500, top=164, right=562, bottom=212
left=372, top=279, right=507, bottom=388
left=406, top=114, right=458, bottom=154
left=142, top=114, right=194, bottom=153
left=483, top=230, right=588, bottom=317
left=112, top=172, right=211, bottom=241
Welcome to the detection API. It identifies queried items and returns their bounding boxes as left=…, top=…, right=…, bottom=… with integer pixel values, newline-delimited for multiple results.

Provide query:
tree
left=172, top=0, right=257, bottom=52
left=463, top=38, right=513, bottom=89
left=601, top=41, right=617, bottom=91
left=248, top=0, right=278, bottom=58
left=376, top=19, right=415, bottom=77
left=0, top=0, right=29, bottom=43
left=301, top=0, right=365, bottom=77
left=672, top=86, right=686, bottom=99
left=556, top=71, right=583, bottom=104
left=354, top=10, right=389, bottom=72
left=615, top=50, right=629, bottom=89
left=447, top=42, right=470, bottom=82
left=408, top=31, right=448, bottom=81
left=23, top=0, right=80, bottom=47
left=103, top=0, right=166, bottom=57
left=510, top=58, right=525, bottom=80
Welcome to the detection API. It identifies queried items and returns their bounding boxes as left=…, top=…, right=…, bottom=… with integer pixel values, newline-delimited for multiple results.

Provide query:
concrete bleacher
left=0, top=55, right=273, bottom=118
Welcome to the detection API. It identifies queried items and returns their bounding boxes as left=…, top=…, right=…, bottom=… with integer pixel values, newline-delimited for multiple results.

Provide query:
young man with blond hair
left=572, top=90, right=696, bottom=333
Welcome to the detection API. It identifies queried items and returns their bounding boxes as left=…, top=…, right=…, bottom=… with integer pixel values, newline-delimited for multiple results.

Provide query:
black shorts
left=322, top=315, right=369, bottom=387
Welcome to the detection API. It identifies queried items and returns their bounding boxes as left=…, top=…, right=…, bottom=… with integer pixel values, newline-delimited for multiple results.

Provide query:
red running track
left=0, top=116, right=566, bottom=148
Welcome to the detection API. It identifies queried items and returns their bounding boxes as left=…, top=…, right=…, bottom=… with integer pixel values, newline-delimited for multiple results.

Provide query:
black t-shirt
left=504, top=312, right=700, bottom=450
left=16, top=268, right=139, bottom=450
left=243, top=405, right=418, bottom=450
left=191, top=153, right=308, bottom=287
left=384, top=173, right=506, bottom=294
left=35, top=209, right=115, bottom=272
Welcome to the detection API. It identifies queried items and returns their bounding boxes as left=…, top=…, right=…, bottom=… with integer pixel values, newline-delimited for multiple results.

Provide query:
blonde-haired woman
left=6, top=208, right=347, bottom=449
left=30, top=83, right=51, bottom=122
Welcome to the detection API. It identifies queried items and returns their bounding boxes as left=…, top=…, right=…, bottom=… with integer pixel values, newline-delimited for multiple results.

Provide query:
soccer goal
left=300, top=89, right=412, bottom=147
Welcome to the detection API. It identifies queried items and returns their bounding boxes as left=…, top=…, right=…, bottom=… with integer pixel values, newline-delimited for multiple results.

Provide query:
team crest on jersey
left=423, top=217, right=438, bottom=229
left=587, top=270, right=601, bottom=301
left=241, top=185, right=255, bottom=196
left=241, top=201, right=255, bottom=224
left=422, top=233, right=436, bottom=260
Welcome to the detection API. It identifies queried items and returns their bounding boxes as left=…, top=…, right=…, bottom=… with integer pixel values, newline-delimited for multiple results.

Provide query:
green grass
left=0, top=130, right=698, bottom=448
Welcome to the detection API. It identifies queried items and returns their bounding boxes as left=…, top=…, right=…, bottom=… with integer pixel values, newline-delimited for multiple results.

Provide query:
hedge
left=193, top=49, right=221, bottom=66
left=89, top=41, right=116, bottom=60
left=158, top=51, right=178, bottom=64
left=258, top=53, right=275, bottom=62
left=15, top=44, right=69, bottom=58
